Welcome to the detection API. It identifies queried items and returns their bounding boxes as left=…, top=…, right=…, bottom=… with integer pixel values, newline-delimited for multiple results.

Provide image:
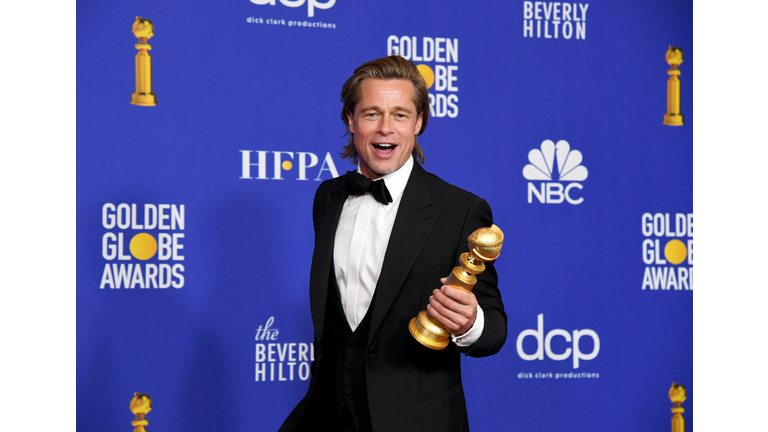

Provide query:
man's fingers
left=427, top=303, right=460, bottom=332
left=439, top=285, right=474, bottom=305
left=428, top=288, right=477, bottom=334
left=436, top=287, right=478, bottom=319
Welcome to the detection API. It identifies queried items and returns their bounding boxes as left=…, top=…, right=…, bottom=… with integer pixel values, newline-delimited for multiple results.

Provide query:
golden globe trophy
left=131, top=17, right=157, bottom=106
left=663, top=46, right=684, bottom=126
left=409, top=224, right=504, bottom=350
left=669, top=383, right=686, bottom=432
left=130, top=392, right=152, bottom=432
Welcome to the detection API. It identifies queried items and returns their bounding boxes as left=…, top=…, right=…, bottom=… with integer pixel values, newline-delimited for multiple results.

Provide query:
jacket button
left=348, top=341, right=355, bottom=347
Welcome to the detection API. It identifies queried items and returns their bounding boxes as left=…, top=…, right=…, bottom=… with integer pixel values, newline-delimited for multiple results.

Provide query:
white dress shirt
left=333, top=157, right=483, bottom=346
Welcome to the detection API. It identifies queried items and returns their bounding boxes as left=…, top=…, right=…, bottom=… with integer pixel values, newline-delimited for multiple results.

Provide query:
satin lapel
left=369, top=163, right=441, bottom=342
left=309, top=179, right=347, bottom=345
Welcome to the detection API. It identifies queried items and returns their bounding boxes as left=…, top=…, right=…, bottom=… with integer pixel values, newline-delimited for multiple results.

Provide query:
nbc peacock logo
left=523, top=139, right=588, bottom=205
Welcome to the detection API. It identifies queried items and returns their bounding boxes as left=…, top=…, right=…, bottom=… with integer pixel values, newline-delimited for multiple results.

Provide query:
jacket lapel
left=309, top=178, right=347, bottom=345
left=368, top=163, right=441, bottom=342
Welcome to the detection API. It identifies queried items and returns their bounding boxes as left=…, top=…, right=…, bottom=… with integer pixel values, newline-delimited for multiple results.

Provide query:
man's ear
left=414, top=112, right=423, bottom=135
left=346, top=111, right=355, bottom=133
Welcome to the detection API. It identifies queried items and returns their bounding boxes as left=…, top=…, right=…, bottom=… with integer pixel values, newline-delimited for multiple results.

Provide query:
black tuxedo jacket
left=281, top=161, right=507, bottom=431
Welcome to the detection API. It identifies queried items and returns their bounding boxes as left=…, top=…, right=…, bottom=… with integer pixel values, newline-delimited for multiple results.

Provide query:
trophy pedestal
left=131, top=18, right=157, bottom=107
left=669, top=383, right=686, bottom=432
left=132, top=419, right=149, bottom=432
left=663, top=46, right=684, bottom=126
left=409, top=311, right=450, bottom=350
left=131, top=92, right=157, bottom=106
left=663, top=113, right=684, bottom=126
left=129, top=392, right=152, bottom=432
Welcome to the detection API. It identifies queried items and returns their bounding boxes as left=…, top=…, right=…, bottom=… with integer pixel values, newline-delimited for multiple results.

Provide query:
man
left=280, top=55, right=507, bottom=432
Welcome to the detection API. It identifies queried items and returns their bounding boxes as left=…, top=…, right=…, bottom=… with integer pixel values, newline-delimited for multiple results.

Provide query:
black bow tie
left=346, top=171, right=393, bottom=205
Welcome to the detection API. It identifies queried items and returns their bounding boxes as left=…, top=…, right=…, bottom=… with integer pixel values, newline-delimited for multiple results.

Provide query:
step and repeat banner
left=77, top=1, right=693, bottom=430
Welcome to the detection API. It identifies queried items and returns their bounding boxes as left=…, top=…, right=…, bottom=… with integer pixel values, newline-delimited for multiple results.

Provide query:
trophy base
left=663, top=114, right=684, bottom=126
left=131, top=92, right=157, bottom=106
left=409, top=311, right=450, bottom=350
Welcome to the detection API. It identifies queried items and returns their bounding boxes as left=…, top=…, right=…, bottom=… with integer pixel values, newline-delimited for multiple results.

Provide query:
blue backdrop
left=77, top=1, right=693, bottom=430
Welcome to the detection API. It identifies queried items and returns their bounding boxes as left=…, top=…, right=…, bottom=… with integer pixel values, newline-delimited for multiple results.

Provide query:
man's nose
left=378, top=115, right=392, bottom=135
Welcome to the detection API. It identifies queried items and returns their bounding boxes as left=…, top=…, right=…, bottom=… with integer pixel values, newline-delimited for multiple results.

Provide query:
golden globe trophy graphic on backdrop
left=409, top=224, right=504, bottom=350
left=669, top=383, right=686, bottom=432
left=129, top=392, right=152, bottom=432
left=663, top=46, right=684, bottom=126
left=131, top=17, right=157, bottom=106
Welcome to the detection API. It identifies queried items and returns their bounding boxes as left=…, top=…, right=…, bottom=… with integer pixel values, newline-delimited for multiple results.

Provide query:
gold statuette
left=131, top=17, right=157, bottom=106
left=130, top=392, right=152, bottom=432
left=663, top=46, right=684, bottom=126
left=669, top=383, right=686, bottom=432
left=409, top=224, right=504, bottom=350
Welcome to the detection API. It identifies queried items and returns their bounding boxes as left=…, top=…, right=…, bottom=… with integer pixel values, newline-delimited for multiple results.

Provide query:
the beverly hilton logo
left=254, top=317, right=314, bottom=382
left=523, top=2, right=589, bottom=40
left=523, top=139, right=588, bottom=205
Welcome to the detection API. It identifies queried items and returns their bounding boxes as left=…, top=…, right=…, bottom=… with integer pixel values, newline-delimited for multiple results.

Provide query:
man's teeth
left=374, top=143, right=394, bottom=148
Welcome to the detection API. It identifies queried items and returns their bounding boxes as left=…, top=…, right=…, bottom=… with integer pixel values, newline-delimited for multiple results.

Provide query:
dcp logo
left=523, top=139, right=588, bottom=205
left=249, top=0, right=335, bottom=18
left=516, top=313, right=600, bottom=369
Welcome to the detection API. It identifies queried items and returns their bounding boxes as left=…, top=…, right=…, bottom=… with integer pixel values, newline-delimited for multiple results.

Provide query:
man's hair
left=340, top=55, right=430, bottom=164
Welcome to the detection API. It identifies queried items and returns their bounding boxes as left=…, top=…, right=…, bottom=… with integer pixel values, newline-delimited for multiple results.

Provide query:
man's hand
left=427, top=277, right=478, bottom=336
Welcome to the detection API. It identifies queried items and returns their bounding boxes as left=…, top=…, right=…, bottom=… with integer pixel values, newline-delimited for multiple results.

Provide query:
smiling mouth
left=373, top=143, right=396, bottom=150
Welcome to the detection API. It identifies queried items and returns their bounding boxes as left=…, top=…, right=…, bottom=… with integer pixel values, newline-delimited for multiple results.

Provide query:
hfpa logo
left=523, top=139, right=588, bottom=205
left=239, top=150, right=340, bottom=181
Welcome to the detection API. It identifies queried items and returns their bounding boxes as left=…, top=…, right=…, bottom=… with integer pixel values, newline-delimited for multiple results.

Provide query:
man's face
left=347, top=79, right=423, bottom=179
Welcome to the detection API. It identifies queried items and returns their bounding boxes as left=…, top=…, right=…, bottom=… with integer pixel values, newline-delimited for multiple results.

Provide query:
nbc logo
left=523, top=139, right=588, bottom=205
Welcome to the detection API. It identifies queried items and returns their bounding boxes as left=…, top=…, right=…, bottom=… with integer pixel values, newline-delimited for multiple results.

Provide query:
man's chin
left=370, top=164, right=398, bottom=178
